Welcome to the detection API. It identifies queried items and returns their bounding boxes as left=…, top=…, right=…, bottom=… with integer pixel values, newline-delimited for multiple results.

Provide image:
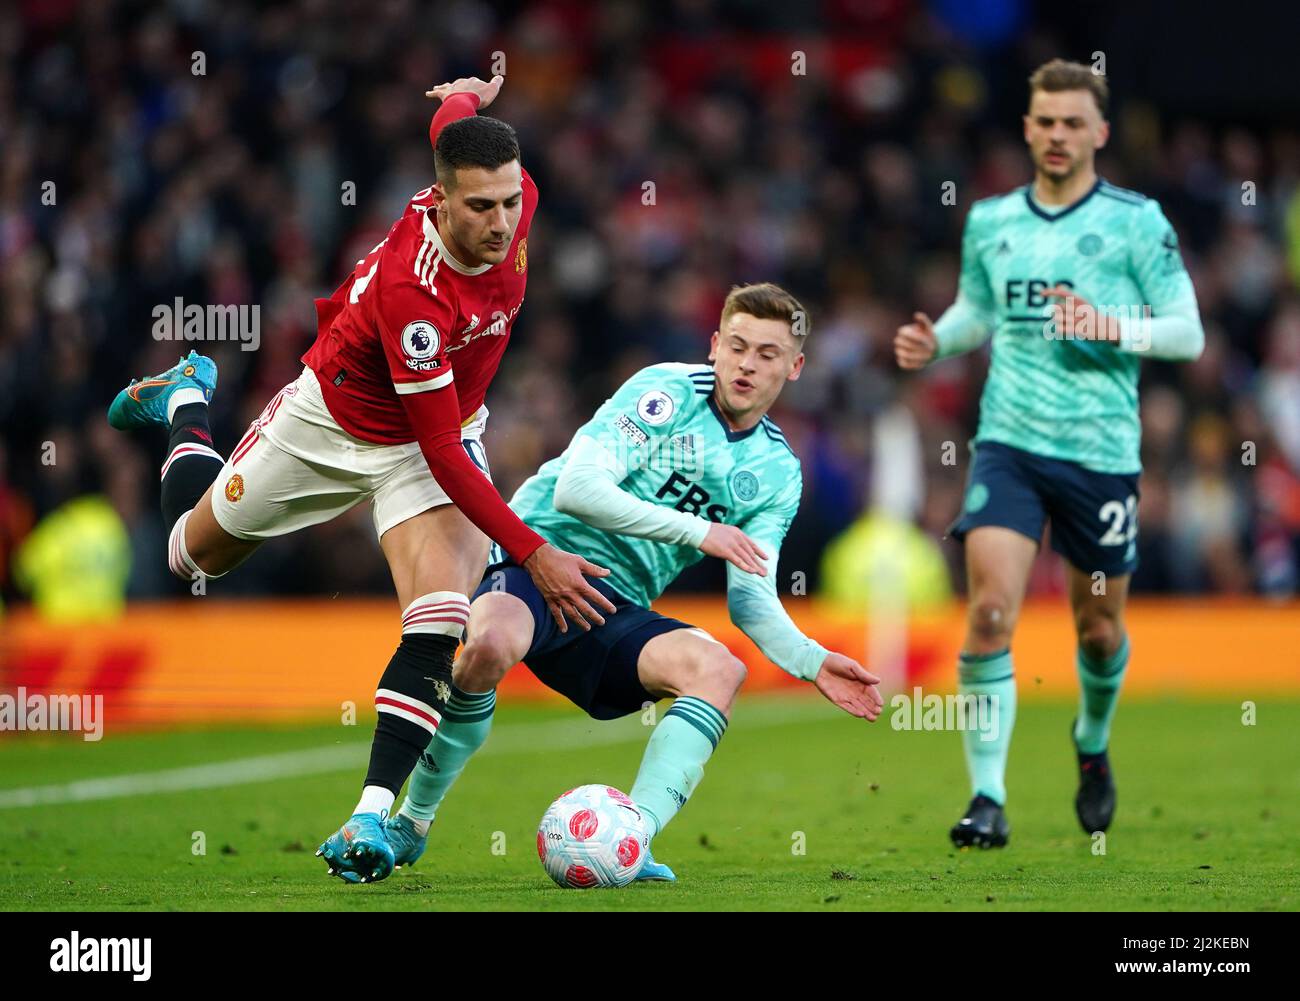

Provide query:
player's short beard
left=1039, top=147, right=1080, bottom=181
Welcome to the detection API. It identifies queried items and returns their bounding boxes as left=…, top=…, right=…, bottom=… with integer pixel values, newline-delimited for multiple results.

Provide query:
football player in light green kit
left=382, top=283, right=884, bottom=881
left=895, top=60, right=1204, bottom=847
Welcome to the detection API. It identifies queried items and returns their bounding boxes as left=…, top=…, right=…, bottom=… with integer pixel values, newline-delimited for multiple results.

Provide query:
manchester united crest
left=514, top=237, right=528, bottom=274
left=225, top=473, right=245, bottom=503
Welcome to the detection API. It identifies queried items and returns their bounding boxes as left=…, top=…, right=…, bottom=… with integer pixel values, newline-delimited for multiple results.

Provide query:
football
left=536, top=784, right=650, bottom=888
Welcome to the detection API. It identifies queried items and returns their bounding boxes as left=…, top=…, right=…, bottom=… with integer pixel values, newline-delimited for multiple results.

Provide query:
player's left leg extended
left=107, top=351, right=260, bottom=581
left=1066, top=565, right=1130, bottom=835
left=317, top=501, right=491, bottom=883
left=627, top=629, right=747, bottom=879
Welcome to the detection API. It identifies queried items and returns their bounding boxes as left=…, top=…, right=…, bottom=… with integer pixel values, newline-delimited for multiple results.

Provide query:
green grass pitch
left=1, top=694, right=1296, bottom=911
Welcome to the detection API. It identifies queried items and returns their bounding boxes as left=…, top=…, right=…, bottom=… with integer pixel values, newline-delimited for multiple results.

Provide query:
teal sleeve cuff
left=933, top=295, right=995, bottom=359
left=727, top=580, right=830, bottom=682
left=1117, top=302, right=1205, bottom=361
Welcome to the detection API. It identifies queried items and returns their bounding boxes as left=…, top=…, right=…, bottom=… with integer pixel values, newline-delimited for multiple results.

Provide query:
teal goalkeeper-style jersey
left=509, top=363, right=803, bottom=608
left=934, top=177, right=1203, bottom=473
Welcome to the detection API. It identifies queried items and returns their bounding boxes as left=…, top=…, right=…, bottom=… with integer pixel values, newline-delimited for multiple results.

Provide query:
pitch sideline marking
left=0, top=697, right=835, bottom=809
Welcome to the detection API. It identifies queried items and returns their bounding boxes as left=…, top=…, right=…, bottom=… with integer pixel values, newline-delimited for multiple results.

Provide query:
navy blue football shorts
left=949, top=440, right=1140, bottom=577
left=471, top=562, right=693, bottom=720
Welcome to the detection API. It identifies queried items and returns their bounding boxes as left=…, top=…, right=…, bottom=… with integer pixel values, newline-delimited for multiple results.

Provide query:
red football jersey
left=303, top=101, right=535, bottom=446
left=298, top=93, right=546, bottom=564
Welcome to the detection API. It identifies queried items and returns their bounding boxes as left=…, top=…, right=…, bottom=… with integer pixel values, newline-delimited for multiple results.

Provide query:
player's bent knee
left=457, top=628, right=522, bottom=690
left=168, top=508, right=238, bottom=581
left=717, top=651, right=747, bottom=694
left=675, top=645, right=746, bottom=701
left=175, top=497, right=259, bottom=579
left=1077, top=618, right=1123, bottom=662
left=968, top=598, right=1016, bottom=647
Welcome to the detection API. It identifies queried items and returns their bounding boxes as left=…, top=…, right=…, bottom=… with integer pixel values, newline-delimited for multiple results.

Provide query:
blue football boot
left=107, top=350, right=217, bottom=430
left=634, top=848, right=677, bottom=882
left=315, top=812, right=395, bottom=884
left=384, top=813, right=428, bottom=869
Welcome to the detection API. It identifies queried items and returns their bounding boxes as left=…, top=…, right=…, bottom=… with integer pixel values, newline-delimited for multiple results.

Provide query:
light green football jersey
left=947, top=178, right=1197, bottom=473
left=509, top=363, right=803, bottom=607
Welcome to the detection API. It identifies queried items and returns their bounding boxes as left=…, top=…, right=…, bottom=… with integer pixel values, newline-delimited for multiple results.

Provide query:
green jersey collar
left=707, top=393, right=759, bottom=442
left=1024, top=176, right=1102, bottom=222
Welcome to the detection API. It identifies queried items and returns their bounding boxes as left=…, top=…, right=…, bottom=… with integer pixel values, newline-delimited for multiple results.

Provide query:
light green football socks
left=958, top=648, right=1017, bottom=805
left=398, top=686, right=496, bottom=835
left=1073, top=634, right=1130, bottom=754
left=630, top=697, right=728, bottom=838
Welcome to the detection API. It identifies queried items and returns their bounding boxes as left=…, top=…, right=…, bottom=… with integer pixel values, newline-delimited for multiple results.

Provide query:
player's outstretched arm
left=425, top=75, right=503, bottom=108
left=723, top=474, right=880, bottom=719
left=425, top=75, right=504, bottom=149
left=727, top=556, right=882, bottom=720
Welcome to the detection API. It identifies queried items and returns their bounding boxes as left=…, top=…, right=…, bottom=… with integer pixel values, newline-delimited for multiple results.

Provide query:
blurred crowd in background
left=3, top=0, right=1299, bottom=617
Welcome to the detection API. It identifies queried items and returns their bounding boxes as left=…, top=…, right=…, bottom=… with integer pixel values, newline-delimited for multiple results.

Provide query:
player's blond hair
left=719, top=283, right=810, bottom=345
left=1028, top=59, right=1109, bottom=117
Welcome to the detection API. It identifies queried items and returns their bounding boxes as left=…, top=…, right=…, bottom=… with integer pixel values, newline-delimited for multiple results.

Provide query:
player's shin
left=356, top=591, right=470, bottom=817
left=161, top=402, right=224, bottom=529
left=161, top=401, right=226, bottom=583
left=958, top=649, right=1018, bottom=805
left=629, top=697, right=728, bottom=838
left=398, top=685, right=497, bottom=835
left=1074, top=634, right=1129, bottom=753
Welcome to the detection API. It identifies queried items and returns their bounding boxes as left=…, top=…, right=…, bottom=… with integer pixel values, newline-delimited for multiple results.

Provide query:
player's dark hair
left=720, top=283, right=810, bottom=345
left=434, top=116, right=521, bottom=189
left=1028, top=59, right=1109, bottom=117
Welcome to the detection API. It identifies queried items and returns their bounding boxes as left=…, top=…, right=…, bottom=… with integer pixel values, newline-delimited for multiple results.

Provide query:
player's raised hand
left=1043, top=286, right=1121, bottom=342
left=522, top=543, right=618, bottom=633
left=425, top=75, right=504, bottom=109
left=813, top=652, right=884, bottom=720
left=700, top=523, right=769, bottom=576
left=894, top=312, right=938, bottom=369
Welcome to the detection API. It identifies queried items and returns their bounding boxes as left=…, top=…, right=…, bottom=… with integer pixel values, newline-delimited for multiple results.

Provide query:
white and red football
left=537, top=784, right=649, bottom=888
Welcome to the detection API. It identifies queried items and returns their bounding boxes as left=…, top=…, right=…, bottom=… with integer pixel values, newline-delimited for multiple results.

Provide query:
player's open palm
left=815, top=652, right=884, bottom=720
left=425, top=75, right=504, bottom=108
left=701, top=523, right=769, bottom=576
left=894, top=311, right=938, bottom=369
left=523, top=543, right=619, bottom=633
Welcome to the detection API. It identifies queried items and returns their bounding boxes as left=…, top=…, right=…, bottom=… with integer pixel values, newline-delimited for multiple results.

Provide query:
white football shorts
left=208, top=365, right=490, bottom=542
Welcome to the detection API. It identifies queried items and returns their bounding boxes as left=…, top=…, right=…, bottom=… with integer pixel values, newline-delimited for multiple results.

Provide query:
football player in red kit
left=107, top=75, right=615, bottom=883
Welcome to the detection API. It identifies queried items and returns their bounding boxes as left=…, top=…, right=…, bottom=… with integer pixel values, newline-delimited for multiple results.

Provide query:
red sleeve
left=430, top=93, right=481, bottom=150
left=398, top=384, right=547, bottom=565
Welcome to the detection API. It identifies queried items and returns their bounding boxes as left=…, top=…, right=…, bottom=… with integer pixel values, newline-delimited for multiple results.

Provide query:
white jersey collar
left=423, top=210, right=493, bottom=276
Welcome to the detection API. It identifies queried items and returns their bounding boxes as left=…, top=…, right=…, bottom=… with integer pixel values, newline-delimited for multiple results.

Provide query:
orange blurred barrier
left=1, top=598, right=1297, bottom=728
